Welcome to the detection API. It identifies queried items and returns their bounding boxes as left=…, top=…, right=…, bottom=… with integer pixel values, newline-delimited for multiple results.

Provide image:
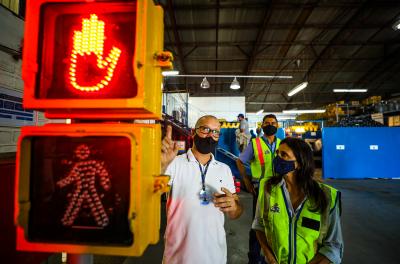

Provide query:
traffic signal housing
left=15, top=123, right=163, bottom=256
left=22, top=0, right=170, bottom=119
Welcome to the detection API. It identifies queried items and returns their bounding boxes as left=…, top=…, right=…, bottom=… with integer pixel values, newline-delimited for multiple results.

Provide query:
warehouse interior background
left=1, top=0, right=400, bottom=263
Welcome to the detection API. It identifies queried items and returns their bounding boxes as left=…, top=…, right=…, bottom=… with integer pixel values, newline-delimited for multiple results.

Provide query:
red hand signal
left=69, top=14, right=121, bottom=92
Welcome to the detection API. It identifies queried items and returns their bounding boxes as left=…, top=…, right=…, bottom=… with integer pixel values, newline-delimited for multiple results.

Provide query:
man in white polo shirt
left=161, top=115, right=243, bottom=264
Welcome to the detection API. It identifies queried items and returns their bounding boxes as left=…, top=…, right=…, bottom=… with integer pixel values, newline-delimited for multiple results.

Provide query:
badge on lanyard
left=199, top=189, right=211, bottom=205
left=198, top=160, right=212, bottom=205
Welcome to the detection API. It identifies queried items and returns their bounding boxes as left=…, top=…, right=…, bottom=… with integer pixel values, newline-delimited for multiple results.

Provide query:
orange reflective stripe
left=255, top=137, right=265, bottom=166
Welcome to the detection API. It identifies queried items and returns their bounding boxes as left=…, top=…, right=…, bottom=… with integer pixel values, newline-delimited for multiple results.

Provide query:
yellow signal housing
left=22, top=0, right=167, bottom=119
left=15, top=123, right=162, bottom=256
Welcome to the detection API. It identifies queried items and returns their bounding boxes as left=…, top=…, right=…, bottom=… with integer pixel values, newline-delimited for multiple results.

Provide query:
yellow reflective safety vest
left=250, top=137, right=281, bottom=195
left=260, top=182, right=340, bottom=264
left=250, top=137, right=281, bottom=180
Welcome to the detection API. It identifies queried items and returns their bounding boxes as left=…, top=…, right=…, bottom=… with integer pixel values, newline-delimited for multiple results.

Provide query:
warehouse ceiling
left=158, top=0, right=400, bottom=113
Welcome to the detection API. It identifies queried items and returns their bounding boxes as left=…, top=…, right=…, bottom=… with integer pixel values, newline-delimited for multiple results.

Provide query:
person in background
left=236, top=114, right=281, bottom=264
left=161, top=115, right=243, bottom=264
left=253, top=137, right=343, bottom=264
left=250, top=130, right=257, bottom=139
left=237, top=113, right=251, bottom=152
left=256, top=127, right=262, bottom=137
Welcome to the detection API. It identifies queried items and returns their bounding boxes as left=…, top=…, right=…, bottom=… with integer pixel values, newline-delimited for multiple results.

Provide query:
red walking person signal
left=57, top=144, right=111, bottom=227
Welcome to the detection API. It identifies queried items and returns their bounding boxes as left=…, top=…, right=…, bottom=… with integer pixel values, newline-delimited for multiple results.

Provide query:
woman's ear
left=295, top=161, right=300, bottom=170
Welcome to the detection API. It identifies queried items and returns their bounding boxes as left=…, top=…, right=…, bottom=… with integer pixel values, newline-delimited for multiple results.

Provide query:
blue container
left=218, top=128, right=240, bottom=156
left=322, top=127, right=400, bottom=179
left=215, top=148, right=251, bottom=179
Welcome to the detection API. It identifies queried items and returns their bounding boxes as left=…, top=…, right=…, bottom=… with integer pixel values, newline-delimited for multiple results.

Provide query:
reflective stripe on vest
left=251, top=137, right=280, bottom=203
left=260, top=182, right=339, bottom=264
left=250, top=137, right=281, bottom=181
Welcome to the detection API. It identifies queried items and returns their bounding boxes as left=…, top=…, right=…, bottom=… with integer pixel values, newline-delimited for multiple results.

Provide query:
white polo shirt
left=163, top=149, right=236, bottom=264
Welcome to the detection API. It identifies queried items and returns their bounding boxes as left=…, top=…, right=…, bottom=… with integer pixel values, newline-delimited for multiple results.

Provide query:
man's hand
left=265, top=255, right=278, bottom=264
left=213, top=187, right=237, bottom=212
left=161, top=125, right=179, bottom=174
left=213, top=188, right=243, bottom=219
left=308, top=253, right=331, bottom=264
left=243, top=177, right=256, bottom=196
left=236, top=159, right=256, bottom=196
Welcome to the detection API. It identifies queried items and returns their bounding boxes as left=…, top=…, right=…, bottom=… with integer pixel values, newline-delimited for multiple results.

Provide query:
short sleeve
left=223, top=165, right=236, bottom=194
left=251, top=199, right=265, bottom=231
left=238, top=141, right=254, bottom=163
left=318, top=193, right=344, bottom=264
left=165, top=158, right=177, bottom=186
left=240, top=120, right=246, bottom=130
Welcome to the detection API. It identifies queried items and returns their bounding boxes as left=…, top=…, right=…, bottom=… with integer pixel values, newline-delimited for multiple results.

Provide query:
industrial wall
left=0, top=4, right=24, bottom=154
left=188, top=96, right=245, bottom=127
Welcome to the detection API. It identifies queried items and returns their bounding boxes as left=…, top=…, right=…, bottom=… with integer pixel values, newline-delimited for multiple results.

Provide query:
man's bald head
left=195, top=115, right=220, bottom=129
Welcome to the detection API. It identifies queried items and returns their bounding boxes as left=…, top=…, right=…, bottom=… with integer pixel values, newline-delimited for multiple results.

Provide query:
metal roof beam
left=165, top=0, right=186, bottom=73
left=170, top=1, right=400, bottom=11
left=165, top=23, right=386, bottom=31
left=283, top=1, right=371, bottom=110
left=317, top=10, right=400, bottom=102
left=180, top=57, right=383, bottom=62
left=242, top=1, right=273, bottom=91
left=165, top=40, right=400, bottom=47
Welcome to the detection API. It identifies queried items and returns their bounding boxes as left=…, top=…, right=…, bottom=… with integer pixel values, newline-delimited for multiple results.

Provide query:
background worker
left=236, top=114, right=281, bottom=264
left=237, top=113, right=251, bottom=152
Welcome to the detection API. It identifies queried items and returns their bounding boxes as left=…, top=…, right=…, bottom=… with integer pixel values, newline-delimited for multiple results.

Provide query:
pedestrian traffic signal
left=22, top=0, right=171, bottom=119
left=15, top=123, right=165, bottom=256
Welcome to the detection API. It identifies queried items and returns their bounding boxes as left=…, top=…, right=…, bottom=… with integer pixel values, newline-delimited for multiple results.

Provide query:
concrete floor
left=326, top=179, right=400, bottom=264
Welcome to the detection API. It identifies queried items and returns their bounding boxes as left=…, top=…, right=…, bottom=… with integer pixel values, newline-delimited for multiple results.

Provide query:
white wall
left=245, top=112, right=297, bottom=129
left=0, top=6, right=24, bottom=153
left=188, top=96, right=245, bottom=127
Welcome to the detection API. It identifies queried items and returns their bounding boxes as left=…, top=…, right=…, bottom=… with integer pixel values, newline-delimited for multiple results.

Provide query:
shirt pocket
left=296, top=216, right=321, bottom=256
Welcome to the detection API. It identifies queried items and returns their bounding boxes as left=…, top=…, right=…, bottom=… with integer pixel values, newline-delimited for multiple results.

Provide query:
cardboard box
left=394, top=116, right=400, bottom=126
left=388, top=116, right=394, bottom=127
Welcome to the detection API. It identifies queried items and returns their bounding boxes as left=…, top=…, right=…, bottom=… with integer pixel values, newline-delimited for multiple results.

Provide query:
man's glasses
left=263, top=121, right=278, bottom=126
left=196, top=126, right=221, bottom=137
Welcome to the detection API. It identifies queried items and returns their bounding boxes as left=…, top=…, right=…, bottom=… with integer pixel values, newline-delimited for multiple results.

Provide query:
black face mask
left=262, top=125, right=277, bottom=136
left=194, top=134, right=218, bottom=154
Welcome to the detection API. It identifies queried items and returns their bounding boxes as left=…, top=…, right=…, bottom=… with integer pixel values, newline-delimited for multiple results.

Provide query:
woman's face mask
left=273, top=155, right=296, bottom=175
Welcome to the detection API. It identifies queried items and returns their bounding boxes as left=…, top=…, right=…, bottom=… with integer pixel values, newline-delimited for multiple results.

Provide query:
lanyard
left=198, top=160, right=211, bottom=191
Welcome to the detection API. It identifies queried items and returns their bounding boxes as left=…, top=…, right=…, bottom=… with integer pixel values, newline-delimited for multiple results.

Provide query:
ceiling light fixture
left=171, top=74, right=292, bottom=79
left=333, top=89, right=368, bottom=93
left=256, top=109, right=264, bottom=115
left=283, top=109, right=326, bottom=114
left=230, top=77, right=240, bottom=90
left=162, top=70, right=179, bottom=76
left=200, top=77, right=210, bottom=89
left=287, top=81, right=308, bottom=97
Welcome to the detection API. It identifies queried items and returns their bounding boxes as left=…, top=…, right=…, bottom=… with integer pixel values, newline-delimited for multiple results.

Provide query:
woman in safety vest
left=252, top=137, right=343, bottom=264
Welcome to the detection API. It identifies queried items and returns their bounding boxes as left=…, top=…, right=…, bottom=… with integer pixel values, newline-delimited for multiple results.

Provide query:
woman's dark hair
left=267, top=137, right=328, bottom=213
